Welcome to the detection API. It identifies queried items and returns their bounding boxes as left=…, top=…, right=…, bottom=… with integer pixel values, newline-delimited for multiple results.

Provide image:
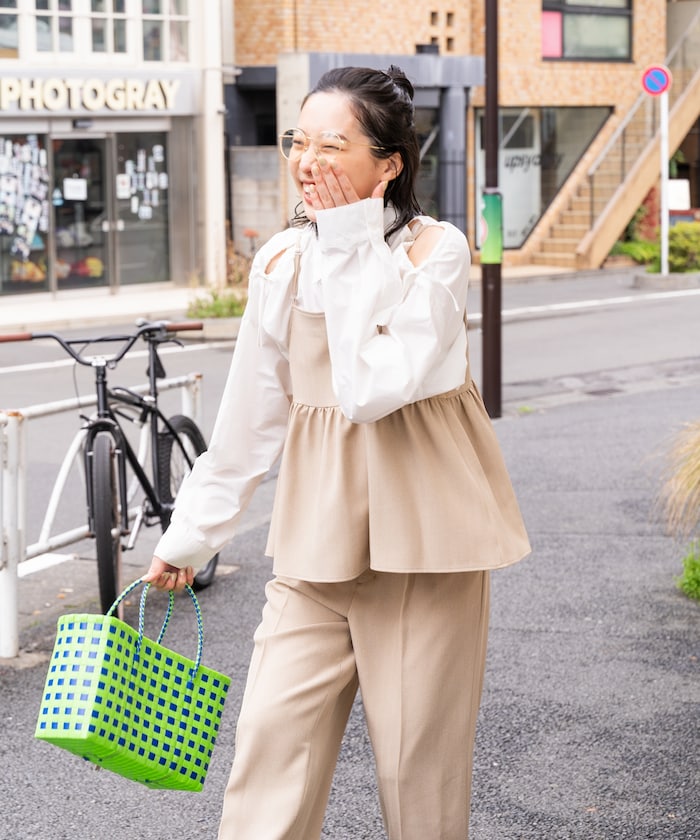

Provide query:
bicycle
left=0, top=319, right=219, bottom=613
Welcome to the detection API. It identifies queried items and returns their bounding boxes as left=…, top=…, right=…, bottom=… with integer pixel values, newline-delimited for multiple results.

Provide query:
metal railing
left=0, top=373, right=201, bottom=659
left=586, top=9, right=700, bottom=226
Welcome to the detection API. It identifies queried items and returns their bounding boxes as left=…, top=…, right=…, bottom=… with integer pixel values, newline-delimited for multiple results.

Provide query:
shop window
left=142, top=0, right=189, bottom=62
left=542, top=0, right=631, bottom=61
left=90, top=0, right=127, bottom=53
left=35, top=0, right=75, bottom=53
left=415, top=107, right=440, bottom=220
left=475, top=106, right=611, bottom=248
left=0, top=0, right=19, bottom=59
left=115, top=132, right=170, bottom=285
left=0, top=134, right=50, bottom=295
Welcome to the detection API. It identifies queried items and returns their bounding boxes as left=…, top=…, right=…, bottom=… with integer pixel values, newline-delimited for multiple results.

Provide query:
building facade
left=227, top=0, right=700, bottom=269
left=0, top=1, right=226, bottom=298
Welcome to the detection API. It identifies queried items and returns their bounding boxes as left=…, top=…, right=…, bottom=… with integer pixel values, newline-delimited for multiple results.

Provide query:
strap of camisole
left=291, top=231, right=303, bottom=302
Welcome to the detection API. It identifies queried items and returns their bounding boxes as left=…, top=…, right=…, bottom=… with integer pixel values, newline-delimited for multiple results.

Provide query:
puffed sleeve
left=316, top=198, right=470, bottom=423
left=153, top=246, right=293, bottom=571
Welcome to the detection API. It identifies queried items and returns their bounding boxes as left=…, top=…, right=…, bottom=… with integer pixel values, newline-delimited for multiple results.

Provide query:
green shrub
left=676, top=541, right=700, bottom=602
left=610, top=239, right=659, bottom=264
left=668, top=221, right=700, bottom=273
left=611, top=220, right=700, bottom=273
left=186, top=289, right=247, bottom=319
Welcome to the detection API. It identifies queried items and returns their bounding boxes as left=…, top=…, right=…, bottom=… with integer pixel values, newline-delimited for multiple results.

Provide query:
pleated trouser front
left=218, top=568, right=490, bottom=840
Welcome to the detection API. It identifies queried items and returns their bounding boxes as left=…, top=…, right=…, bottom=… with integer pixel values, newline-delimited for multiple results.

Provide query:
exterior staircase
left=531, top=9, right=700, bottom=270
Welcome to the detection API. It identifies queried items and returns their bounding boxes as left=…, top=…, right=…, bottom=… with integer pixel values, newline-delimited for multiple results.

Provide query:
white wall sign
left=63, top=177, right=87, bottom=201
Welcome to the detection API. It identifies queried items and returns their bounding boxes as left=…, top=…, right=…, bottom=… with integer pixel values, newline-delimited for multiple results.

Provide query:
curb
left=632, top=271, right=700, bottom=290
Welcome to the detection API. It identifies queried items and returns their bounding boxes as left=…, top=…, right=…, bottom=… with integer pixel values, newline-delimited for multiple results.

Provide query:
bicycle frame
left=82, top=327, right=202, bottom=544
left=0, top=320, right=204, bottom=549
left=0, top=318, right=216, bottom=619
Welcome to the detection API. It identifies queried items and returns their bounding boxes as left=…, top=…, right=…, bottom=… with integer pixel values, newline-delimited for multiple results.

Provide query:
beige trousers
left=218, top=569, right=490, bottom=840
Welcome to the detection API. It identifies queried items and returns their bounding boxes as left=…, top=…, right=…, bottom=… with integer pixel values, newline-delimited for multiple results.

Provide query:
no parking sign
left=641, top=64, right=672, bottom=96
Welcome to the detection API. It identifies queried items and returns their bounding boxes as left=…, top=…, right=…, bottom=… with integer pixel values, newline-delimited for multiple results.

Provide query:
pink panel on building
left=541, top=11, right=563, bottom=58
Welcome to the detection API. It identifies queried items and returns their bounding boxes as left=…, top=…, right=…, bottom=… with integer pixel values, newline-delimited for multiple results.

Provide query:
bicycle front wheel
left=158, top=414, right=219, bottom=590
left=92, top=432, right=122, bottom=613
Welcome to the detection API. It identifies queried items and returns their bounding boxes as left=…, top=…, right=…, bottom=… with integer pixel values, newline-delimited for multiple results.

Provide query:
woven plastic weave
left=35, top=579, right=231, bottom=791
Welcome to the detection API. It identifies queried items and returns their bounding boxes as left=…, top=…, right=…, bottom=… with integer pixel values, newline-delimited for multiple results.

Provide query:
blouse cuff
left=154, top=521, right=218, bottom=573
left=315, top=198, right=385, bottom=249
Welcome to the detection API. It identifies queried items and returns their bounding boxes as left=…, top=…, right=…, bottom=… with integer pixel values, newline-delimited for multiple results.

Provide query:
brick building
left=1, top=1, right=698, bottom=299
left=227, top=0, right=700, bottom=269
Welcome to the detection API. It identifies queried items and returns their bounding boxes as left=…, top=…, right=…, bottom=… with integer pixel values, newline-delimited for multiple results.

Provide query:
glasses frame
left=278, top=128, right=386, bottom=160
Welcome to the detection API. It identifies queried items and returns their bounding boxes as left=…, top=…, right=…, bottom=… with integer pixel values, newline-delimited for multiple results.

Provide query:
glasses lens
left=280, top=129, right=308, bottom=159
left=279, top=130, right=294, bottom=159
left=315, top=131, right=343, bottom=156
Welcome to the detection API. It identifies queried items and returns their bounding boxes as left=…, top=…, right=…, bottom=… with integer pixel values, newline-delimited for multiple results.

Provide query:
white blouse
left=155, top=197, right=471, bottom=571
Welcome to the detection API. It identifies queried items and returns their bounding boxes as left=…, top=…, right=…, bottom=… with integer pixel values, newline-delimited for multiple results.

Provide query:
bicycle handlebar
left=0, top=332, right=33, bottom=343
left=0, top=320, right=204, bottom=366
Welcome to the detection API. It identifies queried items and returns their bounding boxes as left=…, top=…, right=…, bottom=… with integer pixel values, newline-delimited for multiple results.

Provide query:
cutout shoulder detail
left=407, top=223, right=445, bottom=267
left=264, top=248, right=291, bottom=276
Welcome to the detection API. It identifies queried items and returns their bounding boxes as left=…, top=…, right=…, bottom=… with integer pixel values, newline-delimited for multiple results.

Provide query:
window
left=35, top=0, right=75, bottom=53
left=90, top=0, right=127, bottom=53
left=542, top=0, right=631, bottom=60
left=142, top=0, right=189, bottom=62
left=475, top=106, right=611, bottom=247
left=0, top=0, right=18, bottom=59
left=0, top=133, right=50, bottom=295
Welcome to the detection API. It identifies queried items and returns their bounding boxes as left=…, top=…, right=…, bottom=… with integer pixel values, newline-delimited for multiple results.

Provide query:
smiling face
left=290, top=91, right=395, bottom=221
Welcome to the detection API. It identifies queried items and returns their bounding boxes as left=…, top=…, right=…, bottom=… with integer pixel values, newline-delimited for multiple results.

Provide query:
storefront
left=0, top=71, right=200, bottom=296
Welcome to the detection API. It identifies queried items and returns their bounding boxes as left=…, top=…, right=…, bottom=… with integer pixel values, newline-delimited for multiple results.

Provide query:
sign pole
left=640, top=64, right=672, bottom=275
left=660, top=89, right=669, bottom=275
left=482, top=0, right=501, bottom=419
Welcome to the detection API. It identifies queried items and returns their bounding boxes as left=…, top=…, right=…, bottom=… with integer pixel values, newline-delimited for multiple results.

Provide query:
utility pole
left=482, top=0, right=502, bottom=418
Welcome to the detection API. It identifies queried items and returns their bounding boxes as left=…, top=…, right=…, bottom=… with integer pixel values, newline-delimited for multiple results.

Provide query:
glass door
left=115, top=132, right=170, bottom=286
left=52, top=137, right=111, bottom=290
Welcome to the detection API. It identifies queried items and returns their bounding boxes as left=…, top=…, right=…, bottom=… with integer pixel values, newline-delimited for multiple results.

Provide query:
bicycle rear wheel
left=158, top=414, right=219, bottom=589
left=92, top=432, right=122, bottom=613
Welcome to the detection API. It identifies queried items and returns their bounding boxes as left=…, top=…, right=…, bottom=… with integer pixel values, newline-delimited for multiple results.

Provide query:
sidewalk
left=0, top=264, right=578, bottom=333
left=0, top=282, right=199, bottom=333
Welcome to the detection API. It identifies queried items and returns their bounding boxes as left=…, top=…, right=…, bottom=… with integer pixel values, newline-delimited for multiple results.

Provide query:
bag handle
left=106, top=578, right=204, bottom=688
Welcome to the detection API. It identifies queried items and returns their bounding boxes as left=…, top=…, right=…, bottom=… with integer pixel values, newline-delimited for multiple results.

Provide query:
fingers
left=143, top=558, right=195, bottom=592
left=311, top=158, right=359, bottom=208
left=372, top=180, right=389, bottom=200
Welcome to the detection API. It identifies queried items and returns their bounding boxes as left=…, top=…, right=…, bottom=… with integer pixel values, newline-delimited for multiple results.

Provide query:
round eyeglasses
left=278, top=128, right=386, bottom=160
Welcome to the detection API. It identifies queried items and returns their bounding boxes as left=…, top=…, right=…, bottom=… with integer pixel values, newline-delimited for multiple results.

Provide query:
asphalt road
left=1, top=270, right=699, bottom=839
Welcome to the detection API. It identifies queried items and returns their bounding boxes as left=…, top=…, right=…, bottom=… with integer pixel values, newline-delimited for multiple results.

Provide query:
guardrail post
left=0, top=411, right=26, bottom=659
left=181, top=373, right=203, bottom=429
left=0, top=414, right=5, bottom=575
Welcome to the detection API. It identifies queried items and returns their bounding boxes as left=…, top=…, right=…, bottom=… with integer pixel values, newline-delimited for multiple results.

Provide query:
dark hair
left=292, top=65, right=423, bottom=240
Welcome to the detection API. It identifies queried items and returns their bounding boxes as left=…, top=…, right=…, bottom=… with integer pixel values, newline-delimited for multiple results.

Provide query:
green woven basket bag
left=35, top=578, right=231, bottom=791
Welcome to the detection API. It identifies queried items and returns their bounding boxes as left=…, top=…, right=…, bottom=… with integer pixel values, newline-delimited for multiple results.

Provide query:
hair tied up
left=385, top=65, right=415, bottom=102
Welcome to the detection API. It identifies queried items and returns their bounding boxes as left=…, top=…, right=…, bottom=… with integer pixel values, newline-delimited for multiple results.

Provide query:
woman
left=145, top=65, right=530, bottom=840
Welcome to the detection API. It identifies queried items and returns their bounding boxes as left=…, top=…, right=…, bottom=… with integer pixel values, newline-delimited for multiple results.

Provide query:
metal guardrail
left=0, top=373, right=202, bottom=659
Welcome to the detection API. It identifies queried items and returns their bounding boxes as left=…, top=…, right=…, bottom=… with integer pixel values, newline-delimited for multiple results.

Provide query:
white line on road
left=0, top=340, right=234, bottom=376
left=2, top=287, right=699, bottom=375
left=498, top=287, right=700, bottom=320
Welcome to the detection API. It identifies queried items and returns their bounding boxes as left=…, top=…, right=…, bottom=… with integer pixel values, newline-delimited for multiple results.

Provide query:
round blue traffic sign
left=641, top=64, right=672, bottom=96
